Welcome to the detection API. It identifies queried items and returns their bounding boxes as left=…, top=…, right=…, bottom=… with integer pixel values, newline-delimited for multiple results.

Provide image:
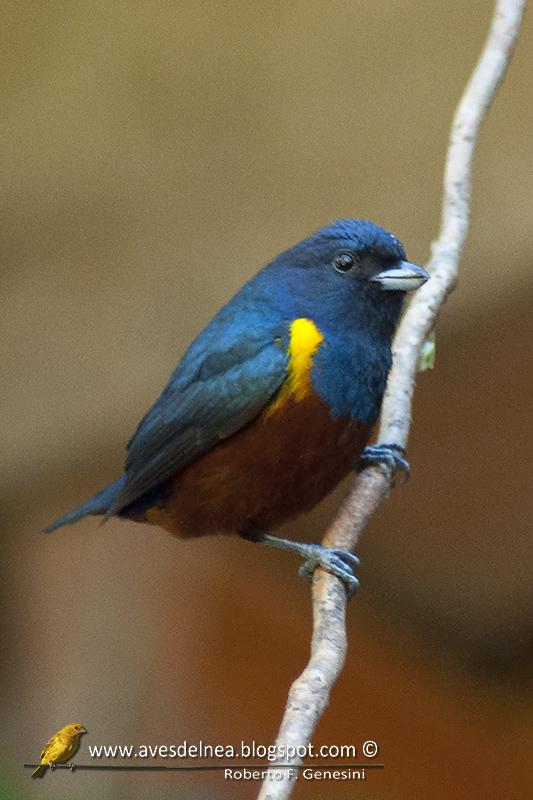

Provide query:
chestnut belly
left=130, top=393, right=370, bottom=537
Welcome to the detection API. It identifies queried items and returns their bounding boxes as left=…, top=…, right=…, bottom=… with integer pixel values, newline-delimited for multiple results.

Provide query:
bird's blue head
left=266, top=218, right=429, bottom=341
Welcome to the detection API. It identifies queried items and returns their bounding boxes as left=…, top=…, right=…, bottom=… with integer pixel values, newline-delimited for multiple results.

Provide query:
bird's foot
left=298, top=545, right=360, bottom=595
left=242, top=531, right=359, bottom=596
left=67, top=762, right=76, bottom=772
left=359, top=443, right=410, bottom=484
left=48, top=762, right=56, bottom=771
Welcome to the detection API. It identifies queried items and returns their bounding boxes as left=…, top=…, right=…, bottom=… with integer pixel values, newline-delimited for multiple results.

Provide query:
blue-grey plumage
left=45, top=219, right=428, bottom=538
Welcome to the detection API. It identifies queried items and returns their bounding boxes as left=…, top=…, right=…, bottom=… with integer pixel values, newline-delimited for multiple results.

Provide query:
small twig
left=258, top=1, right=526, bottom=797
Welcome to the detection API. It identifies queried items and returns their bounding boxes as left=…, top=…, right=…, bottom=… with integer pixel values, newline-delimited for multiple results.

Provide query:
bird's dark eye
left=333, top=252, right=357, bottom=272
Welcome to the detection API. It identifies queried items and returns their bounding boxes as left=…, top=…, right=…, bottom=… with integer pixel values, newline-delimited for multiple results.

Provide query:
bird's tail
left=31, top=764, right=47, bottom=779
left=44, top=475, right=127, bottom=533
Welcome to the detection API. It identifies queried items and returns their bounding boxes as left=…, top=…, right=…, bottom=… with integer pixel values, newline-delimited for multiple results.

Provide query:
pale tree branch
left=258, top=1, right=526, bottom=797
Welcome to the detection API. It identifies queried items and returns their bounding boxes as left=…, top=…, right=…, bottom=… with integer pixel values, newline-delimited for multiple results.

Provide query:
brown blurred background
left=2, top=1, right=533, bottom=798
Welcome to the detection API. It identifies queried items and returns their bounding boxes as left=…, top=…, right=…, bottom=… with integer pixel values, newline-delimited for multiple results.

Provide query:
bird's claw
left=246, top=532, right=360, bottom=596
left=359, top=443, right=410, bottom=485
left=68, top=762, right=76, bottom=772
left=299, top=545, right=360, bottom=597
left=49, top=762, right=56, bottom=771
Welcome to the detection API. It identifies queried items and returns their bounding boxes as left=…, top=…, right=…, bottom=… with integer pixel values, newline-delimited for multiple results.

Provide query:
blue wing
left=106, top=324, right=288, bottom=515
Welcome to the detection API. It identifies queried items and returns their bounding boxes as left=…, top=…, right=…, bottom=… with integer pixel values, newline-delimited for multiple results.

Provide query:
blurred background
left=2, top=1, right=532, bottom=798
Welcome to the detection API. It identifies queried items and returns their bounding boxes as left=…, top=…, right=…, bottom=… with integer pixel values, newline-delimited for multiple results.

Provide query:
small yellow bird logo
left=31, top=723, right=87, bottom=778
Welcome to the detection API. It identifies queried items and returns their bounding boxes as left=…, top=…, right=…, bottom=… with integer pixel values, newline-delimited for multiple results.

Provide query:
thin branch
left=258, top=1, right=526, bottom=797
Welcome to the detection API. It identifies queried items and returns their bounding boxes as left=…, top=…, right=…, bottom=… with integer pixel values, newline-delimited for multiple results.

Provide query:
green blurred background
left=2, top=1, right=533, bottom=798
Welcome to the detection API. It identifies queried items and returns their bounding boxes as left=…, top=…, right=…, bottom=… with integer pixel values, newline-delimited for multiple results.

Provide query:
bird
left=45, top=219, right=428, bottom=592
left=31, top=723, right=87, bottom=778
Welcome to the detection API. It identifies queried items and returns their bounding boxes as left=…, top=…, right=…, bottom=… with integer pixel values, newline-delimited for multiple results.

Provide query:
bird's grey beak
left=371, top=261, right=429, bottom=292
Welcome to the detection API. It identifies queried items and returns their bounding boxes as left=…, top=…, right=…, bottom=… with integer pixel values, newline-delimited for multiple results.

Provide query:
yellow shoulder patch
left=264, top=318, right=324, bottom=418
